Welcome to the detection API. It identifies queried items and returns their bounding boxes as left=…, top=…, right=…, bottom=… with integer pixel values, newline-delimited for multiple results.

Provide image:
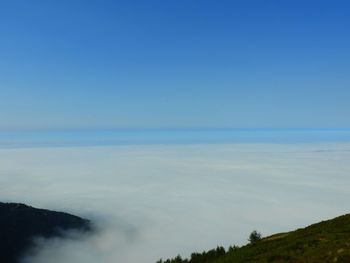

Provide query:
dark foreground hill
left=0, top=202, right=90, bottom=263
left=158, top=213, right=350, bottom=263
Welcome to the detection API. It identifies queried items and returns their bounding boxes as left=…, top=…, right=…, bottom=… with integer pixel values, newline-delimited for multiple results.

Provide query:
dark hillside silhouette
left=0, top=202, right=90, bottom=263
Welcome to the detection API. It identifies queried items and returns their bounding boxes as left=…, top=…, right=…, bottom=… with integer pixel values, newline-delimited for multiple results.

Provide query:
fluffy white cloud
left=0, top=143, right=349, bottom=262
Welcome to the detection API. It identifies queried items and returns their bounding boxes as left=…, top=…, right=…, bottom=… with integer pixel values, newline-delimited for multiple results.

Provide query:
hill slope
left=159, top=213, right=350, bottom=263
left=0, top=202, right=90, bottom=263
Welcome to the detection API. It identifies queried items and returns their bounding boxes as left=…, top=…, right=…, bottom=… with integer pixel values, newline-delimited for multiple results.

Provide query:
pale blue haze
left=0, top=129, right=350, bottom=148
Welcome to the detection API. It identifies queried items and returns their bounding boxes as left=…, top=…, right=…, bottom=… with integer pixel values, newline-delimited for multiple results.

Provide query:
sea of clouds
left=0, top=143, right=349, bottom=262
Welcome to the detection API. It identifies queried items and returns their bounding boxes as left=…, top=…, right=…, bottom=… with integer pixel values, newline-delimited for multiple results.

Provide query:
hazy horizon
left=1, top=129, right=350, bottom=149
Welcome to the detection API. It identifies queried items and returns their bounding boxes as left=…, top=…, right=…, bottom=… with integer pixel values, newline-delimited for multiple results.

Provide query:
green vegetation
left=248, top=231, right=262, bottom=244
left=157, top=213, right=350, bottom=263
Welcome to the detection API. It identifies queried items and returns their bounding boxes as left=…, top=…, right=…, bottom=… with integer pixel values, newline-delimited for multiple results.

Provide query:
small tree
left=248, top=230, right=262, bottom=244
left=228, top=245, right=239, bottom=253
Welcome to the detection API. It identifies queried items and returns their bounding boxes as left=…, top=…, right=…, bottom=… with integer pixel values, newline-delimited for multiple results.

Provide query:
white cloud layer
left=0, top=143, right=349, bottom=262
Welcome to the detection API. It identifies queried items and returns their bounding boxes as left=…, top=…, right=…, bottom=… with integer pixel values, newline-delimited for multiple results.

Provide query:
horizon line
left=1, top=127, right=350, bottom=133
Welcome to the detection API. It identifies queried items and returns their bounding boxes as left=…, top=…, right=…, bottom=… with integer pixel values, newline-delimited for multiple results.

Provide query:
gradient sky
left=1, top=0, right=349, bottom=130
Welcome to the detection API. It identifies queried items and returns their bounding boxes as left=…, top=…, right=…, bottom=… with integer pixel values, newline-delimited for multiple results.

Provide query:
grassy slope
left=215, top=214, right=350, bottom=263
left=161, top=214, right=350, bottom=263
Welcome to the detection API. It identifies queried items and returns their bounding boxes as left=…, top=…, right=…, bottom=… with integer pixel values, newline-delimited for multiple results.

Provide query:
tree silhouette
left=248, top=230, right=262, bottom=244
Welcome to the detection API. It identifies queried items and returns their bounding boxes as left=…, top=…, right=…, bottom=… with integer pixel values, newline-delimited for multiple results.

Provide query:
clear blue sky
left=1, top=0, right=349, bottom=130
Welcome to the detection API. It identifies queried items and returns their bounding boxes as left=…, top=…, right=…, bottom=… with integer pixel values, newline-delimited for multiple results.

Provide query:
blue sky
left=0, top=0, right=349, bottom=130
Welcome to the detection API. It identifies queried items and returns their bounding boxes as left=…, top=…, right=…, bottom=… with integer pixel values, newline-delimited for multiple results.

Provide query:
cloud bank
left=0, top=143, right=349, bottom=262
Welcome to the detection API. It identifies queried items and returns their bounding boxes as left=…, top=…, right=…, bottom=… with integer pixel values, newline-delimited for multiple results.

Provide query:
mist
left=1, top=143, right=350, bottom=263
